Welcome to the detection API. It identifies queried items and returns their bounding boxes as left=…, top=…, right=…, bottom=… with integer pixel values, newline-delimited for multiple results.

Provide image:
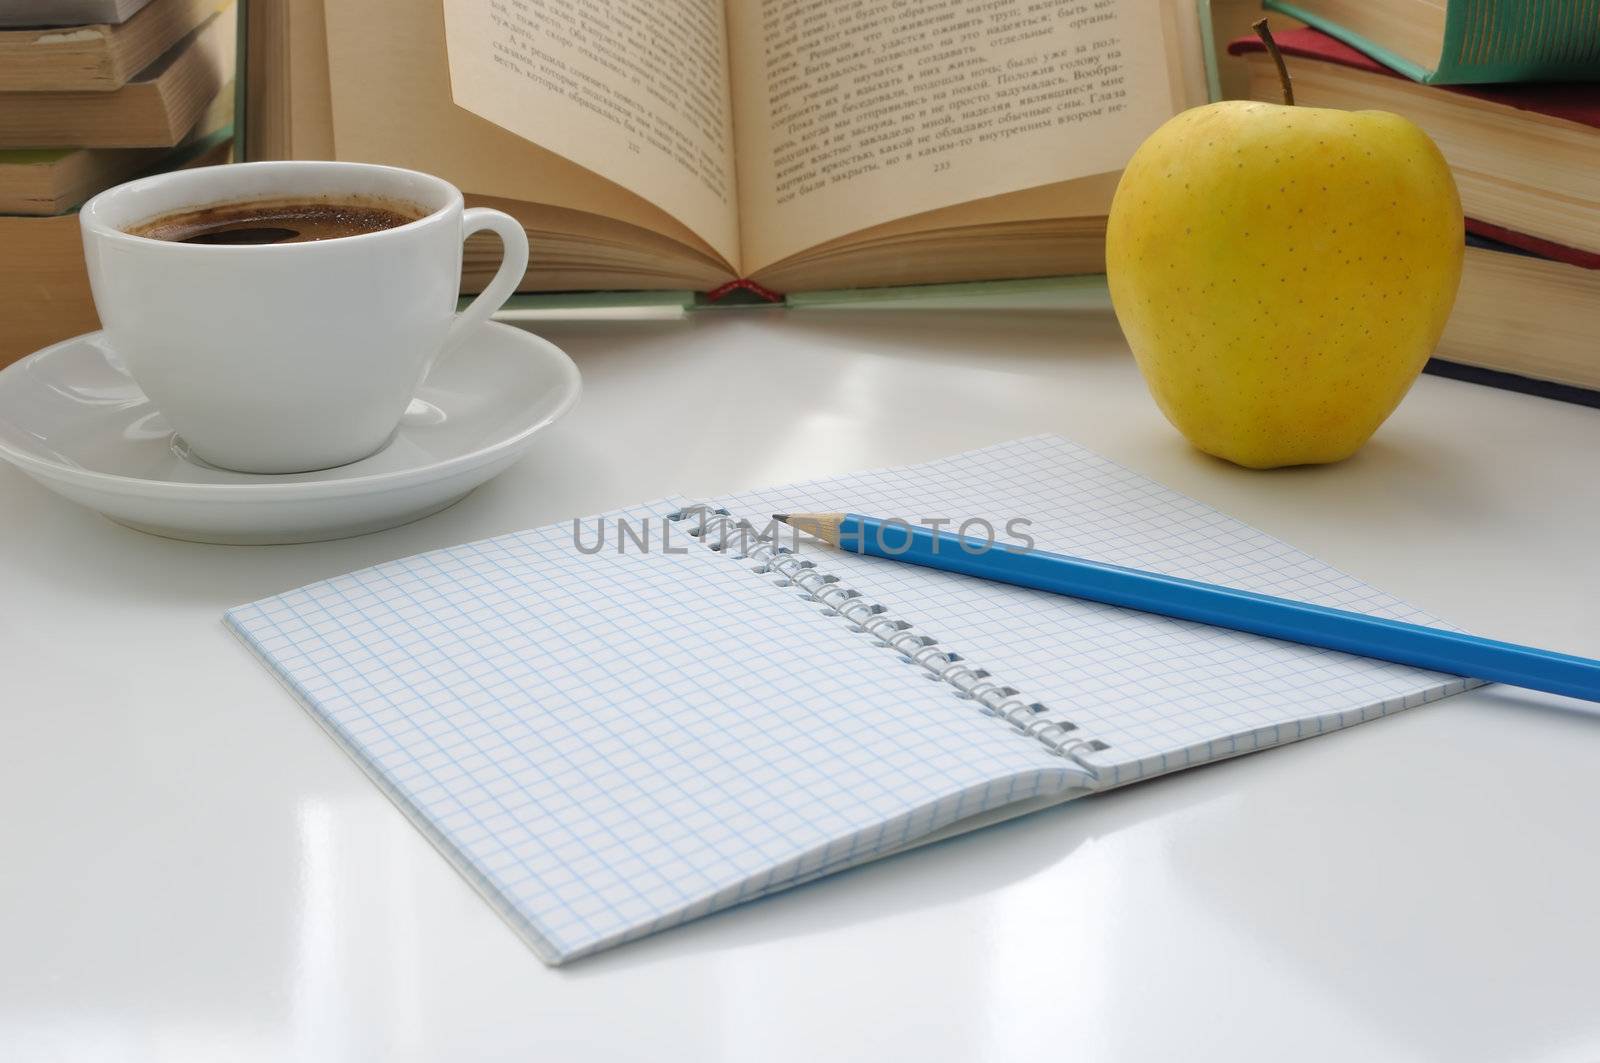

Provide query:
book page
left=441, top=0, right=740, bottom=267
left=323, top=0, right=732, bottom=272
left=728, top=0, right=1178, bottom=274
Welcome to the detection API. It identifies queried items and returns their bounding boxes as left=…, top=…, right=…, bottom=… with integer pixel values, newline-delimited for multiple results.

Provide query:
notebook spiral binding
left=667, top=507, right=1109, bottom=778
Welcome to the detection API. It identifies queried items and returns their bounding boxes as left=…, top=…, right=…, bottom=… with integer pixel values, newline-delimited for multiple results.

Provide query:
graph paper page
left=226, top=499, right=1082, bottom=964
left=713, top=436, right=1474, bottom=787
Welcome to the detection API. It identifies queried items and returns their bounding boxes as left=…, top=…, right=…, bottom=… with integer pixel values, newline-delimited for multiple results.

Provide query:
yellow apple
left=1106, top=99, right=1463, bottom=469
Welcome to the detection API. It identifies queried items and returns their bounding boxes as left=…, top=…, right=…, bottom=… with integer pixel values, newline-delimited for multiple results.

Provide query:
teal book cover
left=1265, top=0, right=1600, bottom=84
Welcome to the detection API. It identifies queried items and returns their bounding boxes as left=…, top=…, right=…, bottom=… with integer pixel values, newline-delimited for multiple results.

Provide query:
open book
left=245, top=0, right=1206, bottom=294
left=226, top=437, right=1471, bottom=964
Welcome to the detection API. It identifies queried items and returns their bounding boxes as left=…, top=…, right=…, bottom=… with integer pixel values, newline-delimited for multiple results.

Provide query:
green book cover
left=0, top=148, right=78, bottom=167
left=234, top=0, right=249, bottom=161
left=785, top=275, right=1111, bottom=312
left=1266, top=0, right=1600, bottom=84
left=475, top=290, right=695, bottom=320
left=1197, top=0, right=1226, bottom=103
left=477, top=278, right=1114, bottom=320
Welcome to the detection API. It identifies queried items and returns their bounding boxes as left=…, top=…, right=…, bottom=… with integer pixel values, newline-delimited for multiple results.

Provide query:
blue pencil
left=773, top=512, right=1600, bottom=703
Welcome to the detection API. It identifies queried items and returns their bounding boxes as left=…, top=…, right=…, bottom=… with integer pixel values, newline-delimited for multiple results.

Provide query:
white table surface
left=4, top=310, right=1599, bottom=1063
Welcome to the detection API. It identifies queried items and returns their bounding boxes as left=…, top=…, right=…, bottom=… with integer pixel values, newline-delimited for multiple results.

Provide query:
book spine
left=1434, top=0, right=1600, bottom=84
left=1267, top=0, right=1600, bottom=83
left=668, top=506, right=1111, bottom=780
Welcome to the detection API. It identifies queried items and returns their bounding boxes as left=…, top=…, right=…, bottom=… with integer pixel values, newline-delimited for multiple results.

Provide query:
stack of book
left=0, top=0, right=237, bottom=366
left=1228, top=1, right=1600, bottom=403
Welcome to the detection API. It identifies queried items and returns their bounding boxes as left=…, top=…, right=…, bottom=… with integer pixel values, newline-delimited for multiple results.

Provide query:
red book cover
left=1228, top=28, right=1600, bottom=270
left=1465, top=220, right=1600, bottom=271
left=1227, top=29, right=1600, bottom=129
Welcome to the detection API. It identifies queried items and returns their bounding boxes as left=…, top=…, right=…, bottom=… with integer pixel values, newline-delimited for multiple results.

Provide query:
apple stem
left=1252, top=18, right=1295, bottom=106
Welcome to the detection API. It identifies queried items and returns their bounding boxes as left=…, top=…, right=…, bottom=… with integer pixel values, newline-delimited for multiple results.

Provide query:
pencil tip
left=772, top=513, right=790, bottom=523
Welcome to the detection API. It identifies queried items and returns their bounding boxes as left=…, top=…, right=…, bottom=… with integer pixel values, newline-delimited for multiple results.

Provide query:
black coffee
left=127, top=196, right=426, bottom=245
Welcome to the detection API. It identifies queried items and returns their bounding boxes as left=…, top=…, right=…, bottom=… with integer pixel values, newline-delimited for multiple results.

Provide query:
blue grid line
left=225, top=437, right=1471, bottom=964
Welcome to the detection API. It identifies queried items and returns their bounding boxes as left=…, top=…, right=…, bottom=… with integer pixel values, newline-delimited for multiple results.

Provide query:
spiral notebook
left=225, top=436, right=1472, bottom=964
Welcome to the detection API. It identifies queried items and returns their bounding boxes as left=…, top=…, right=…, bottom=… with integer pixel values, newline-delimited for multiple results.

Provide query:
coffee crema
left=126, top=196, right=427, bottom=245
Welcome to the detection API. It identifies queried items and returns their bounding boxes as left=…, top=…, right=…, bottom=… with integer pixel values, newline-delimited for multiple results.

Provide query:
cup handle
left=445, top=207, right=530, bottom=350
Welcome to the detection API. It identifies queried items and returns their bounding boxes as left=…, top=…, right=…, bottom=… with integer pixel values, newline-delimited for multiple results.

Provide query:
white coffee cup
left=80, top=161, right=528, bottom=474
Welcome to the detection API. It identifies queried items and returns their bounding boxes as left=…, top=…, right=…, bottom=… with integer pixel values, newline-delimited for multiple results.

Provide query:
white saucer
left=0, top=322, right=581, bottom=544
